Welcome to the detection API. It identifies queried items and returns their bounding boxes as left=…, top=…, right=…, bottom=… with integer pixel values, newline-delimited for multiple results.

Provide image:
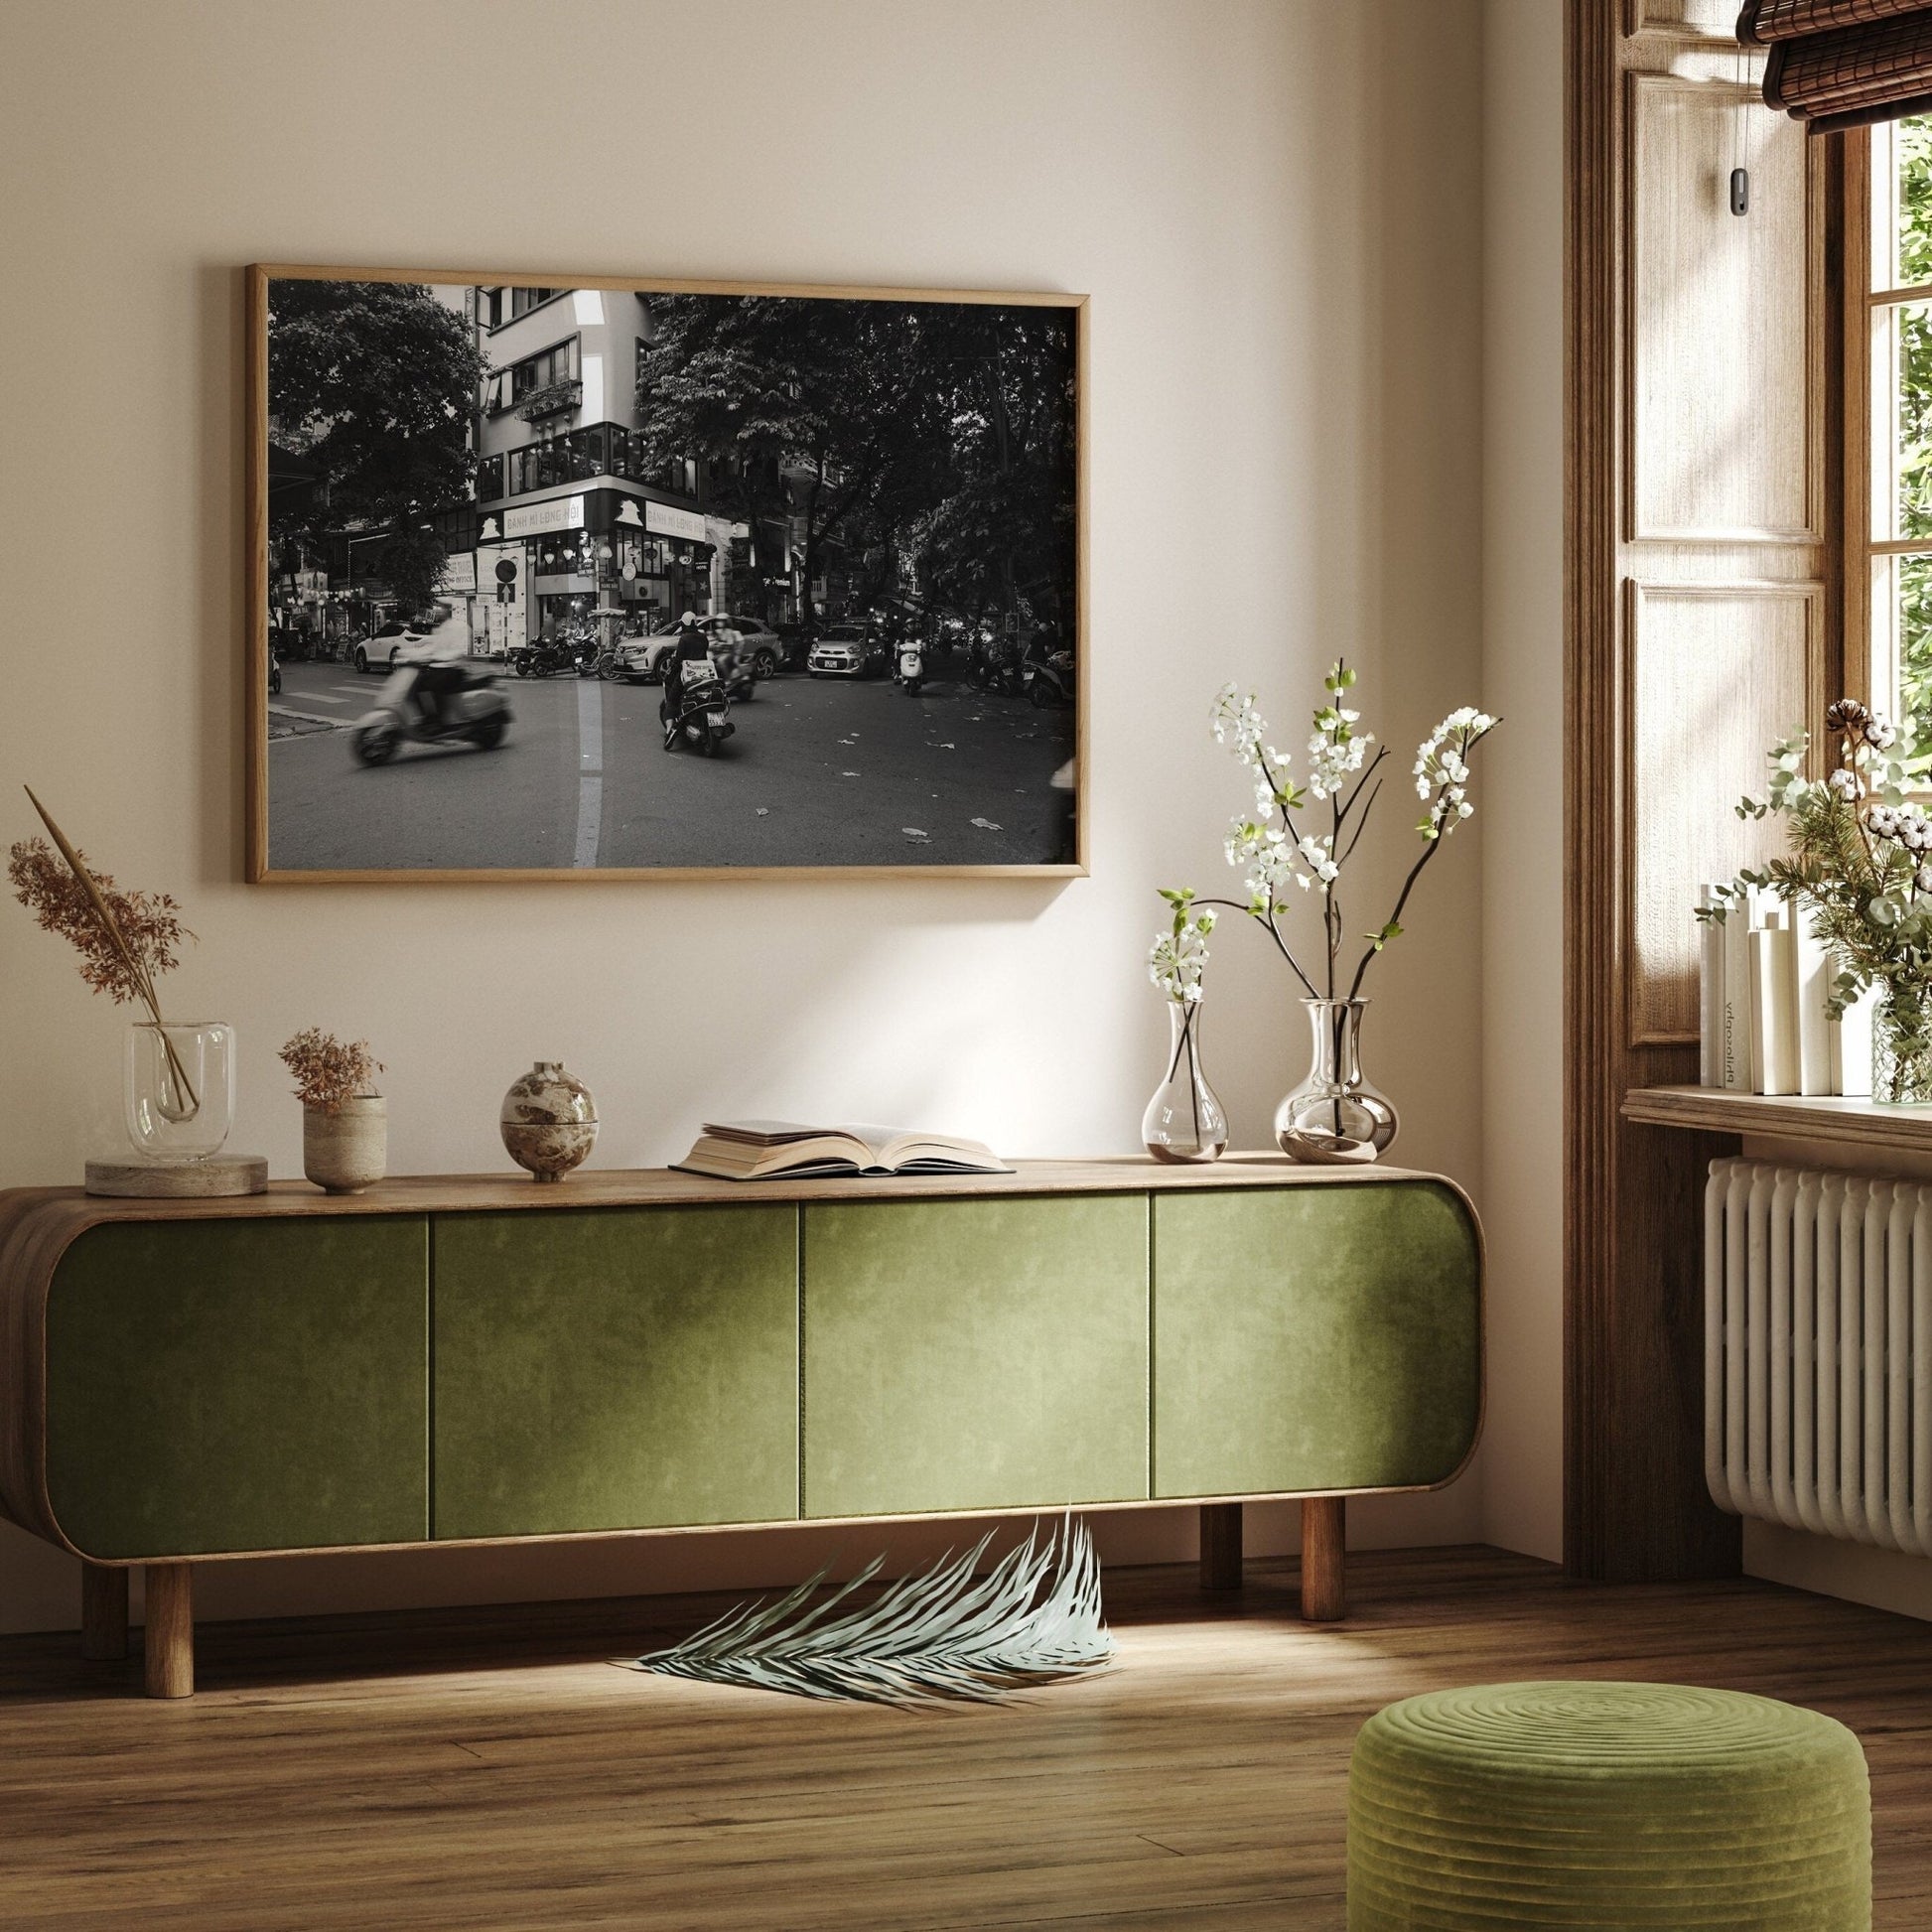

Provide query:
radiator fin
left=1707, top=1158, right=1932, bottom=1555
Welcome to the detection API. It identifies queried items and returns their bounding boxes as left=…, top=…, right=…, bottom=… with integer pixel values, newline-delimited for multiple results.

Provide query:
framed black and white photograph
left=246, top=266, right=1086, bottom=882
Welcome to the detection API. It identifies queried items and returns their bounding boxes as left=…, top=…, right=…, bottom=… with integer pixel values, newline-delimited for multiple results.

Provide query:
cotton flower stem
left=22, top=787, right=199, bottom=1114
left=1845, top=733, right=1882, bottom=884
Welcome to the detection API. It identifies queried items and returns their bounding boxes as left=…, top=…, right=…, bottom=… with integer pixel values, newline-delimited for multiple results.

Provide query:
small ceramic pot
left=303, top=1095, right=386, bottom=1194
left=500, top=1061, right=598, bottom=1182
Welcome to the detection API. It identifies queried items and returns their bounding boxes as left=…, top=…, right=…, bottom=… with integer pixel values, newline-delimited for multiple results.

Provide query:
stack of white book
left=1697, top=886, right=1876, bottom=1096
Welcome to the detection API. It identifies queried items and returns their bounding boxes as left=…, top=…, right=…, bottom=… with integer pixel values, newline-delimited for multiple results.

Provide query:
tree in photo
left=635, top=295, right=1076, bottom=642
left=269, top=281, right=483, bottom=610
left=904, top=304, right=1076, bottom=638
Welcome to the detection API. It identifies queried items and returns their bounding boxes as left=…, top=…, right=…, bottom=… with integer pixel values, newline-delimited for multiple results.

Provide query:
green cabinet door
left=431, top=1205, right=798, bottom=1540
left=1152, top=1182, right=1480, bottom=1498
left=802, top=1195, right=1150, bottom=1518
left=45, top=1216, right=430, bottom=1560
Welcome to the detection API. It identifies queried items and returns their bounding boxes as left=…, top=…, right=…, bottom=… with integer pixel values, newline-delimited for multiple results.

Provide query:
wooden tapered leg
left=1300, top=1497, right=1346, bottom=1622
left=1199, top=1502, right=1244, bottom=1590
left=80, top=1562, right=129, bottom=1661
left=144, top=1563, right=194, bottom=1699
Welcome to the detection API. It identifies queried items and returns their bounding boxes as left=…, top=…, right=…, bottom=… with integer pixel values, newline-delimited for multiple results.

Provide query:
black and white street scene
left=263, top=278, right=1080, bottom=872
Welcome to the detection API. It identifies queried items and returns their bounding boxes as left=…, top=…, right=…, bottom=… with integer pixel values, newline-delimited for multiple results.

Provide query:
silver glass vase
left=1274, top=998, right=1397, bottom=1160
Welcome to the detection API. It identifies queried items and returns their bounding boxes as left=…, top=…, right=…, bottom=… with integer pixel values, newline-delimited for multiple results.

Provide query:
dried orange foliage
left=279, top=1029, right=383, bottom=1113
left=7, top=838, right=188, bottom=1004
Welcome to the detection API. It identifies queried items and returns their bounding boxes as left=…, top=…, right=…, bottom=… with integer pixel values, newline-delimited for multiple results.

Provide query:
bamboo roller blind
left=1740, top=0, right=1932, bottom=129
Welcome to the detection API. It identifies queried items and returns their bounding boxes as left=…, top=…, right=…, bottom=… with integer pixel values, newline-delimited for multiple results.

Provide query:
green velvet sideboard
left=0, top=1158, right=1482, bottom=1697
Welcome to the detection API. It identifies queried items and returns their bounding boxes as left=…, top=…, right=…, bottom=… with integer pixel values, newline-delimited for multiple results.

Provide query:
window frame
left=1845, top=131, right=1874, bottom=714
left=483, top=286, right=564, bottom=332
left=1842, top=121, right=1932, bottom=730
left=484, top=335, right=581, bottom=414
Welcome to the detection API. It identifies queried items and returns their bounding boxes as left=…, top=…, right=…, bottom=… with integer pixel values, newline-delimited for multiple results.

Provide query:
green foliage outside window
left=1891, top=121, right=1932, bottom=746
left=1893, top=118, right=1932, bottom=287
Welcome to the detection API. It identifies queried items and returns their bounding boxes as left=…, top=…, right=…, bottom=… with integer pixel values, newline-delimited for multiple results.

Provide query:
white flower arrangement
left=1148, top=890, right=1215, bottom=1006
left=1164, top=661, right=1498, bottom=1004
left=1709, top=698, right=1932, bottom=1031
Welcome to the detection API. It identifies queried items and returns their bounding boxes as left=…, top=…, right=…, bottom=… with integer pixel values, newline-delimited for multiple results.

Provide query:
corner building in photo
left=465, top=286, right=721, bottom=647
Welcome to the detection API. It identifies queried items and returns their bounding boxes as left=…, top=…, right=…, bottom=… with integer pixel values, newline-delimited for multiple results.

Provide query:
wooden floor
left=4, top=1544, right=1932, bottom=1928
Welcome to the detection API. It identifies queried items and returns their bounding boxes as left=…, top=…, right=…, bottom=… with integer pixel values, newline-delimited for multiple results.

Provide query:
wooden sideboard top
left=0, top=1153, right=1449, bottom=1234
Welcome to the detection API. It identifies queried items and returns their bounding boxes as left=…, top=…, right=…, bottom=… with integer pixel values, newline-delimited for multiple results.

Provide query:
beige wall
left=1477, top=0, right=1565, bottom=1563
left=0, top=0, right=1506, bottom=1635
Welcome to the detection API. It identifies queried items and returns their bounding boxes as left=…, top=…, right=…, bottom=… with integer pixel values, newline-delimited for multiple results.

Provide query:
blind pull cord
left=1732, top=44, right=1751, bottom=216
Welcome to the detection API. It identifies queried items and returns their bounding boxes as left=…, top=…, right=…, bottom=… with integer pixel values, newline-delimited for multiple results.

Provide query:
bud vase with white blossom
left=1154, top=663, right=1498, bottom=1164
left=1143, top=897, right=1227, bottom=1163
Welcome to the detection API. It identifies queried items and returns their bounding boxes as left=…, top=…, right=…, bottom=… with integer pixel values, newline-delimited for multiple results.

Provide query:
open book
left=673, top=1119, right=1013, bottom=1181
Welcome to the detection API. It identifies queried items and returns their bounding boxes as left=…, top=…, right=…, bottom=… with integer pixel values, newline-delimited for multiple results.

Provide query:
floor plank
left=1, top=1545, right=1929, bottom=1928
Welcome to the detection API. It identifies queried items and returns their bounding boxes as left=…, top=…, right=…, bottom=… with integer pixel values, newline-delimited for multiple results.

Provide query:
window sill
left=1622, top=1083, right=1932, bottom=1155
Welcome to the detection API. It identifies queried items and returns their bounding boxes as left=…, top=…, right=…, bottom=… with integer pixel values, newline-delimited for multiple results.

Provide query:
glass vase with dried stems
left=7, top=786, right=222, bottom=1159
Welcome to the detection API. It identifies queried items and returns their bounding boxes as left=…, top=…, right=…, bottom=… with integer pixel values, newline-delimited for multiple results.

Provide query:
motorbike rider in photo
left=402, top=612, right=472, bottom=734
left=660, top=611, right=710, bottom=747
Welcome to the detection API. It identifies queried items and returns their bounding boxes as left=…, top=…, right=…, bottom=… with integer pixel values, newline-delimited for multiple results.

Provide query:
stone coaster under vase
left=84, top=1154, right=269, bottom=1198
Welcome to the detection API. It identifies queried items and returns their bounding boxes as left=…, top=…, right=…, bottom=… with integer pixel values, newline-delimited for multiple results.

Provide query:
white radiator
left=1706, top=1158, right=1932, bottom=1552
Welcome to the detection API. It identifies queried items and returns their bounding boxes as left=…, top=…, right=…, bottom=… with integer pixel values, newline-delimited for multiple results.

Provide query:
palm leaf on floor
left=625, top=1513, right=1113, bottom=1707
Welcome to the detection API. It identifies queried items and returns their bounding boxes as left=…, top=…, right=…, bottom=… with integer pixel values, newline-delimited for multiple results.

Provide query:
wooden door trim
left=1565, top=0, right=1623, bottom=1582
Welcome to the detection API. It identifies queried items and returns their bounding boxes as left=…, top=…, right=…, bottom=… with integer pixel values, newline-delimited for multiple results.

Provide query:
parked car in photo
left=808, top=622, right=883, bottom=678
left=711, top=615, right=788, bottom=677
left=618, top=621, right=686, bottom=683
left=352, top=617, right=427, bottom=675
left=620, top=614, right=789, bottom=684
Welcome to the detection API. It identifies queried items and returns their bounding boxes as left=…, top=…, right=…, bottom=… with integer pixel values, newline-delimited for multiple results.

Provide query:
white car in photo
left=807, top=623, right=880, bottom=678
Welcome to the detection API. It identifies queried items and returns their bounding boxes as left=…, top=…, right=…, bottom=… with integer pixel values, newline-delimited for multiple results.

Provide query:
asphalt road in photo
left=266, top=660, right=1076, bottom=872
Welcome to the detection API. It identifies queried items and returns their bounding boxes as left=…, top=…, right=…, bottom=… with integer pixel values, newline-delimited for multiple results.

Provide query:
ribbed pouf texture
left=1346, top=1680, right=1870, bottom=1929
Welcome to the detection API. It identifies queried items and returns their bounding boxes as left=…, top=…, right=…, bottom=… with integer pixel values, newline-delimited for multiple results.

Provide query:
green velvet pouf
left=1347, top=1681, right=1870, bottom=1930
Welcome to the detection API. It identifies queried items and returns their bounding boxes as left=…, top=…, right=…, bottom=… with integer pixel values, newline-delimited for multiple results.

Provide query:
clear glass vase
left=1873, top=989, right=1932, bottom=1105
left=1143, top=1004, right=1228, bottom=1164
left=1274, top=998, right=1398, bottom=1159
left=124, top=1021, right=235, bottom=1162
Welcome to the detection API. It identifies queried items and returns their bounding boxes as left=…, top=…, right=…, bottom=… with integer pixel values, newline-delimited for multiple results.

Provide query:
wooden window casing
left=1566, top=2, right=1840, bottom=1583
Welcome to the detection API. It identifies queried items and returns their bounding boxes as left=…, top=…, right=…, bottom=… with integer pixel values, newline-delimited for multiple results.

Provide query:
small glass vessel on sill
left=1275, top=998, right=1397, bottom=1163
left=1143, top=1003, right=1228, bottom=1164
left=1873, top=989, right=1932, bottom=1106
left=125, top=1021, right=235, bottom=1163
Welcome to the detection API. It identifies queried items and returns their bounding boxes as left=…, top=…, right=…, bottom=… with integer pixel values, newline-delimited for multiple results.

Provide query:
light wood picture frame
left=246, top=265, right=1087, bottom=883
